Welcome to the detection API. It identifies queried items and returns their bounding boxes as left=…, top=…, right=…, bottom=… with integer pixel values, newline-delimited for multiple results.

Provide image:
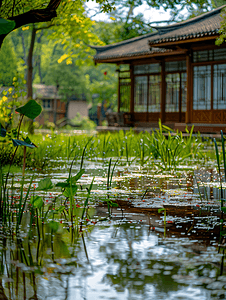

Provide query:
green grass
left=0, top=124, right=212, bottom=173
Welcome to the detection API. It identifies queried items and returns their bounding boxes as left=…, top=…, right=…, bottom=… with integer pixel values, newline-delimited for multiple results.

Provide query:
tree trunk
left=27, top=24, right=36, bottom=100
left=36, top=30, right=44, bottom=83
left=27, top=25, right=37, bottom=135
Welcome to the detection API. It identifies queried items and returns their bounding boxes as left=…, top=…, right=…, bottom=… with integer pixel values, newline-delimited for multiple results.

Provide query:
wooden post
left=179, top=73, right=182, bottom=122
left=130, top=65, right=134, bottom=113
left=185, top=52, right=192, bottom=124
left=117, top=68, right=120, bottom=113
left=211, top=63, right=213, bottom=123
left=146, top=75, right=149, bottom=122
left=160, top=60, right=166, bottom=123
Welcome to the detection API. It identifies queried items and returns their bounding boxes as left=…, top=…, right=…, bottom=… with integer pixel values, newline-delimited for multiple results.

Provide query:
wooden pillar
left=146, top=75, right=149, bottom=122
left=211, top=63, right=213, bottom=123
left=130, top=64, right=134, bottom=113
left=185, top=52, right=192, bottom=123
left=160, top=60, right=166, bottom=123
left=117, top=67, right=120, bottom=113
left=179, top=72, right=182, bottom=122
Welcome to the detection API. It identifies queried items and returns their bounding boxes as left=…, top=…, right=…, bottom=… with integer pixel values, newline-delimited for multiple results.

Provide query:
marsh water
left=2, top=158, right=226, bottom=300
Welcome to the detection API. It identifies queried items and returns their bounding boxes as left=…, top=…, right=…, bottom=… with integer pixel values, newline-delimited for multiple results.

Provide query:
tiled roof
left=93, top=32, right=172, bottom=62
left=33, top=84, right=86, bottom=101
left=150, top=5, right=226, bottom=45
left=93, top=5, right=226, bottom=62
left=33, top=84, right=60, bottom=99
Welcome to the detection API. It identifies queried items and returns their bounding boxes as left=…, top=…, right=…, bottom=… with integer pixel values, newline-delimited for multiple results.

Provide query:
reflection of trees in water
left=100, top=224, right=182, bottom=297
left=0, top=226, right=82, bottom=299
left=98, top=223, right=224, bottom=299
left=0, top=220, right=223, bottom=299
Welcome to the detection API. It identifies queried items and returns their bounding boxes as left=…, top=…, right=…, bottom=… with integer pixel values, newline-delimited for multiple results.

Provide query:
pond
left=1, top=157, right=226, bottom=300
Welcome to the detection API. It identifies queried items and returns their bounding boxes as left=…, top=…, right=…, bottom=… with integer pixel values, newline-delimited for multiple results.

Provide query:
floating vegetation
left=1, top=103, right=226, bottom=299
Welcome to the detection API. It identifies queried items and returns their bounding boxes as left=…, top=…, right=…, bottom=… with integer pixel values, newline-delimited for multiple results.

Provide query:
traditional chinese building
left=93, top=5, right=226, bottom=132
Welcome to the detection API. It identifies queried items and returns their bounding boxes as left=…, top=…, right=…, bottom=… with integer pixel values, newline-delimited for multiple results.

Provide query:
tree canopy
left=0, top=0, right=113, bottom=47
left=0, top=36, right=17, bottom=85
left=90, top=0, right=226, bottom=40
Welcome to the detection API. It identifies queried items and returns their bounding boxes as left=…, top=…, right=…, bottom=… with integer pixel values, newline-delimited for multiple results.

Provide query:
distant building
left=92, top=5, right=226, bottom=133
left=33, top=84, right=88, bottom=126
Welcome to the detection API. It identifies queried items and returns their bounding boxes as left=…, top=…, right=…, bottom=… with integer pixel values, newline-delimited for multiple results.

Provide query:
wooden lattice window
left=120, top=79, right=131, bottom=112
left=165, top=74, right=180, bottom=112
left=134, top=63, right=161, bottom=75
left=213, top=64, right=226, bottom=110
left=181, top=73, right=187, bottom=113
left=165, top=61, right=186, bottom=72
left=148, top=75, right=161, bottom=112
left=42, top=99, right=52, bottom=110
left=134, top=76, right=147, bottom=112
left=193, top=50, right=214, bottom=63
left=193, top=48, right=226, bottom=63
left=193, top=65, right=211, bottom=110
left=213, top=48, right=226, bottom=61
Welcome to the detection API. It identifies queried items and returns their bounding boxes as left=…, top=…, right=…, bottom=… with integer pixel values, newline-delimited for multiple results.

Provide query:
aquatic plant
left=0, top=100, right=42, bottom=227
left=105, top=158, right=119, bottom=216
left=214, top=132, right=225, bottom=214
left=213, top=131, right=226, bottom=276
left=1, top=123, right=208, bottom=172
left=214, top=132, right=226, bottom=240
left=193, top=174, right=208, bottom=203
left=158, top=208, right=166, bottom=238
left=148, top=120, right=198, bottom=170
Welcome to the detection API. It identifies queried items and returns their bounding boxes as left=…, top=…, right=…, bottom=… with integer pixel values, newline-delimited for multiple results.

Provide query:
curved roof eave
left=152, top=4, right=226, bottom=35
left=90, top=31, right=158, bottom=54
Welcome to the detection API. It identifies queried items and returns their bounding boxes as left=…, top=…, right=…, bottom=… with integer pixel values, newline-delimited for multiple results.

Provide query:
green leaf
left=67, top=169, right=85, bottom=184
left=56, top=182, right=77, bottom=188
left=0, top=18, right=15, bottom=35
left=162, top=124, right=174, bottom=132
left=55, top=182, right=68, bottom=188
left=30, top=196, right=43, bottom=209
left=158, top=208, right=165, bottom=213
left=57, top=206, right=65, bottom=213
left=221, top=207, right=226, bottom=212
left=63, top=186, right=77, bottom=197
left=15, top=100, right=42, bottom=119
left=56, top=169, right=85, bottom=189
left=36, top=178, right=53, bottom=191
left=23, top=136, right=37, bottom=148
left=110, top=202, right=118, bottom=207
left=12, top=139, right=36, bottom=148
left=49, top=221, right=59, bottom=232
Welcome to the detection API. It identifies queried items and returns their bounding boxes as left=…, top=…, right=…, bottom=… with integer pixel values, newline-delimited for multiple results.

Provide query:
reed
left=1, top=124, right=208, bottom=172
left=158, top=208, right=166, bottom=238
left=149, top=120, right=197, bottom=170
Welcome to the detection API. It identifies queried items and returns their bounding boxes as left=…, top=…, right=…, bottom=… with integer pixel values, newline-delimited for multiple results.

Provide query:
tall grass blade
left=214, top=138, right=221, bottom=177
left=16, top=175, right=34, bottom=233
left=221, top=131, right=226, bottom=182
left=81, top=177, right=95, bottom=222
left=110, top=159, right=119, bottom=187
left=80, top=136, right=93, bottom=170
left=107, top=159, right=111, bottom=190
